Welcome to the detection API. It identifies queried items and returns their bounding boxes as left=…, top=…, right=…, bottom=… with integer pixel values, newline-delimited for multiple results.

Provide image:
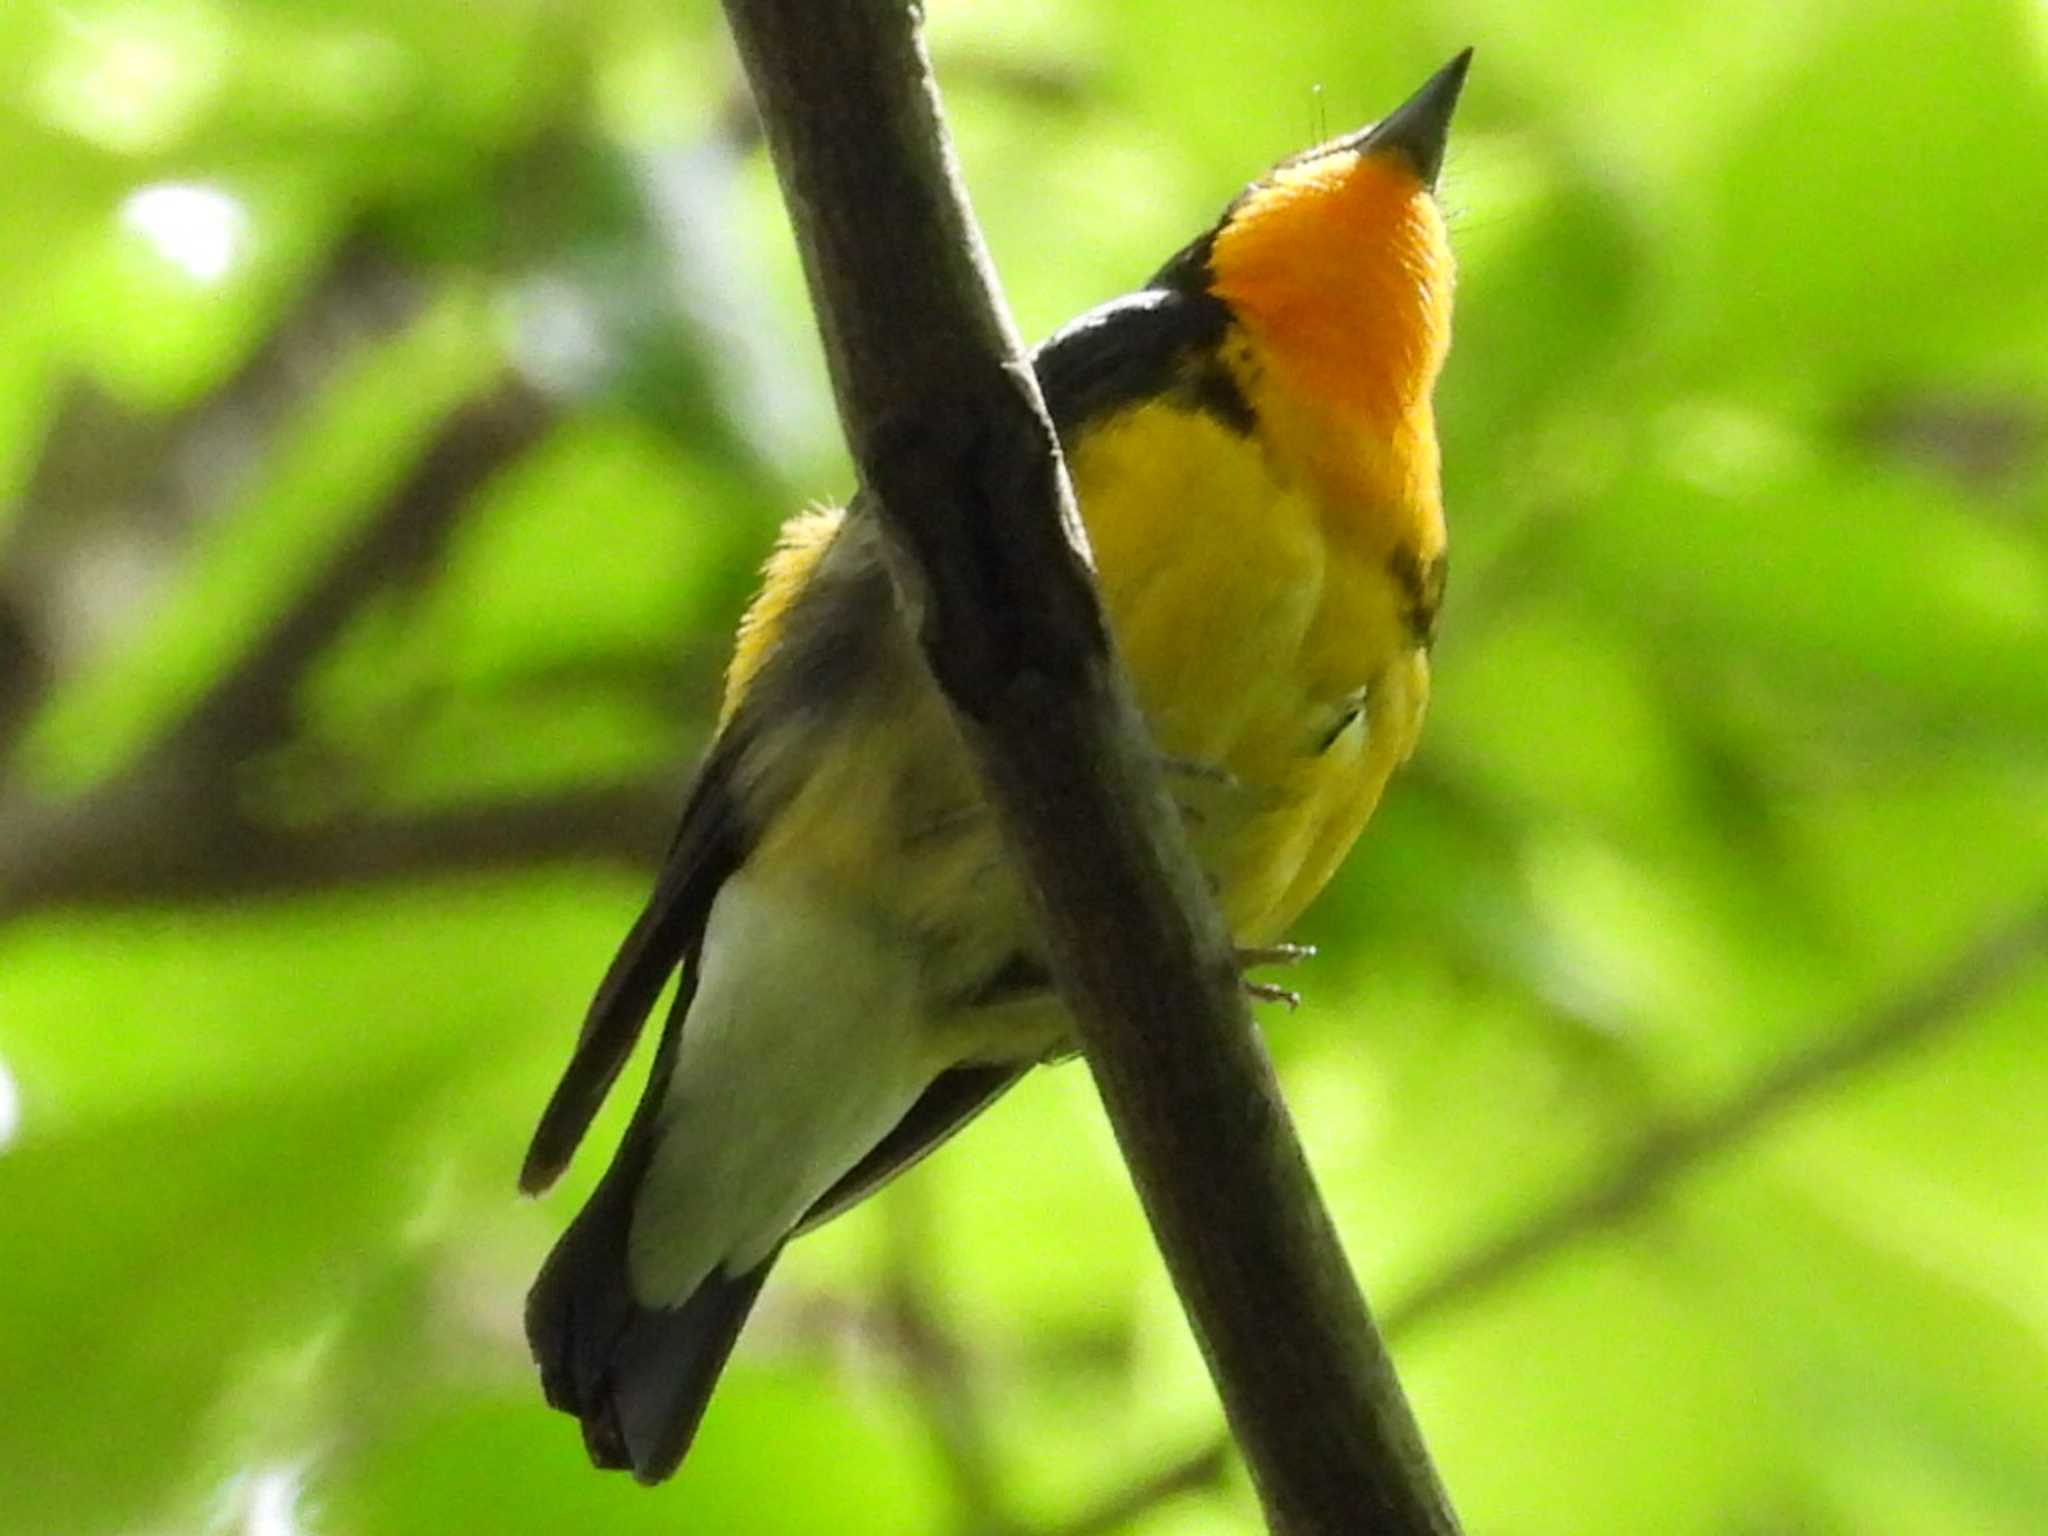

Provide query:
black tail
left=526, top=1148, right=776, bottom=1483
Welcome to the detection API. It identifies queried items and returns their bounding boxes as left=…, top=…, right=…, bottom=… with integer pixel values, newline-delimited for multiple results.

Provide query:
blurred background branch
left=1055, top=899, right=2048, bottom=1530
left=1387, top=894, right=2048, bottom=1338
left=0, top=234, right=423, bottom=767
left=0, top=370, right=561, bottom=917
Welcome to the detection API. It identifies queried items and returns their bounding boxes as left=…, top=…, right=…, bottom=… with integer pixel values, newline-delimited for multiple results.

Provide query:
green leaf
left=323, top=1373, right=947, bottom=1536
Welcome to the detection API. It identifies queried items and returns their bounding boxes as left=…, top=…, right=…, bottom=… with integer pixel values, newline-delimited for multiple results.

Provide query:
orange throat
left=1207, top=145, right=1454, bottom=536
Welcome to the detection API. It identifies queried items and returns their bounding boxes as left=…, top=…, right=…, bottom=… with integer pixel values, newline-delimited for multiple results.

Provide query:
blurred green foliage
left=2, top=1, right=2045, bottom=1533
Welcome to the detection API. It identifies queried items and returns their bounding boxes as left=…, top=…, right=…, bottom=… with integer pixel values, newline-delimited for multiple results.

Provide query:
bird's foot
left=1235, top=943, right=1316, bottom=1010
left=1160, top=755, right=1242, bottom=788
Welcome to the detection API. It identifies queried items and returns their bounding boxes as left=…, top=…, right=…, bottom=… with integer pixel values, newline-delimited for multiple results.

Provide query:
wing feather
left=519, top=735, right=750, bottom=1195
left=796, top=1062, right=1029, bottom=1235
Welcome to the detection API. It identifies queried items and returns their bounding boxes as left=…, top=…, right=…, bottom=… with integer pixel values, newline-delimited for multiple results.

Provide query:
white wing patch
left=627, top=868, right=936, bottom=1304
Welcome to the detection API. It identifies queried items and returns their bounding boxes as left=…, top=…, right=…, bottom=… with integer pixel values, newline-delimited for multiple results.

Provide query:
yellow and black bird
left=522, top=50, right=1469, bottom=1482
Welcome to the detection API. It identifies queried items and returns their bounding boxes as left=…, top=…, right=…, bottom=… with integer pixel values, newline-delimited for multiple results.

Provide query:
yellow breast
left=1068, top=382, right=1437, bottom=944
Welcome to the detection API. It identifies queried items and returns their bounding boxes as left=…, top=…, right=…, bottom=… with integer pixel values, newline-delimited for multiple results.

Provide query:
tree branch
left=1045, top=1440, right=1233, bottom=1536
left=0, top=234, right=423, bottom=765
left=1055, top=897, right=2048, bottom=1531
left=0, top=373, right=560, bottom=919
left=0, top=778, right=680, bottom=913
left=717, top=4, right=1458, bottom=1532
left=167, top=372, right=557, bottom=762
left=1385, top=893, right=2048, bottom=1337
left=880, top=1191, right=1018, bottom=1536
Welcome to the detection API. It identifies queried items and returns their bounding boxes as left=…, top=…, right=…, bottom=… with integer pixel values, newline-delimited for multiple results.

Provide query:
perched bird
left=523, top=50, right=1468, bottom=1483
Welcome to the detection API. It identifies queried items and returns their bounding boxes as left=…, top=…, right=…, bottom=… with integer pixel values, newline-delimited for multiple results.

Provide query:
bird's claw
left=1235, top=943, right=1316, bottom=1009
left=1160, top=755, right=1242, bottom=788
left=1236, top=943, right=1316, bottom=970
left=1242, top=978, right=1303, bottom=1010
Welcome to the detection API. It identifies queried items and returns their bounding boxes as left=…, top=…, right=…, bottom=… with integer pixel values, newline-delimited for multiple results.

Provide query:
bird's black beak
left=1352, top=48, right=1472, bottom=191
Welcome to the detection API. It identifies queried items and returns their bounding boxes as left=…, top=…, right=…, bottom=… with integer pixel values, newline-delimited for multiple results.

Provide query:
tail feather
left=606, top=1263, right=773, bottom=1481
left=526, top=871, right=1011, bottom=1481
left=526, top=1140, right=776, bottom=1482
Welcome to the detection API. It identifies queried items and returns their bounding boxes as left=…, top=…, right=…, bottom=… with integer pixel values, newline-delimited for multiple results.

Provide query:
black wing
left=519, top=732, right=750, bottom=1195
left=796, top=1061, right=1031, bottom=1235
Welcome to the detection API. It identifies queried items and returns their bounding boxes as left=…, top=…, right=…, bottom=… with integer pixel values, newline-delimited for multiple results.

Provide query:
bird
left=522, top=49, right=1468, bottom=1484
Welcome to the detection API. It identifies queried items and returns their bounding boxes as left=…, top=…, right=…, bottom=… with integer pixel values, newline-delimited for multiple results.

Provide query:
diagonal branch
left=164, top=372, right=556, bottom=763
left=1384, top=893, right=2048, bottom=1337
left=717, top=4, right=1459, bottom=1532
left=879, top=1190, right=1019, bottom=1536
left=1046, top=1441, right=1234, bottom=1536
left=1047, top=897, right=2048, bottom=1532
left=0, top=235, right=423, bottom=765
left=0, top=373, right=559, bottom=920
